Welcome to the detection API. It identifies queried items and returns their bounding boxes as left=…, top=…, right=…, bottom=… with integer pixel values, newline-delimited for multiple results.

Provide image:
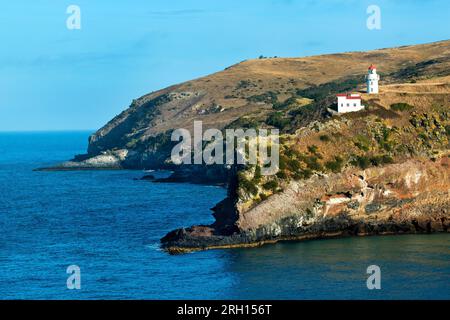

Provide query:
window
left=347, top=103, right=349, bottom=107
left=341, top=103, right=343, bottom=107
left=371, top=88, right=373, bottom=92
left=353, top=103, right=357, bottom=107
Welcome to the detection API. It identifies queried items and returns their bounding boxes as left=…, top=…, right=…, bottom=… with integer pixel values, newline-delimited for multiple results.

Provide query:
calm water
left=0, top=132, right=448, bottom=299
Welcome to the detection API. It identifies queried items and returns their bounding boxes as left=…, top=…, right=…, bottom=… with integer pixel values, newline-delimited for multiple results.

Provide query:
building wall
left=337, top=97, right=364, bottom=113
left=366, top=71, right=380, bottom=94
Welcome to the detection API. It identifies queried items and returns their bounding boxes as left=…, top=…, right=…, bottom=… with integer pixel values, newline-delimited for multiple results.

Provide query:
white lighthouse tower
left=366, top=64, right=380, bottom=94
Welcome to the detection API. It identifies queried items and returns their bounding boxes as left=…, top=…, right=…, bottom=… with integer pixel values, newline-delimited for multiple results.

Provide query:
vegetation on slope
left=235, top=86, right=449, bottom=207
left=87, top=40, right=450, bottom=164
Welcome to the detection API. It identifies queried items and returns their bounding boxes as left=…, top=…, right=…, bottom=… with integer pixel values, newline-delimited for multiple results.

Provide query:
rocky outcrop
left=35, top=149, right=128, bottom=171
left=153, top=165, right=232, bottom=186
left=161, top=157, right=449, bottom=253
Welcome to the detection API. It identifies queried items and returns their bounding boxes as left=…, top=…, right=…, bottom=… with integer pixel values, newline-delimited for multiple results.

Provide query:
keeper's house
left=335, top=93, right=364, bottom=113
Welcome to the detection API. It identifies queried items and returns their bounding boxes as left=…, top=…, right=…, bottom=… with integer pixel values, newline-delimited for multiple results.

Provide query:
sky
left=0, top=0, right=449, bottom=131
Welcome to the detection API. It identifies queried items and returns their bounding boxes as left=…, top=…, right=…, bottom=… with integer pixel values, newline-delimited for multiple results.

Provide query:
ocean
left=0, top=131, right=448, bottom=299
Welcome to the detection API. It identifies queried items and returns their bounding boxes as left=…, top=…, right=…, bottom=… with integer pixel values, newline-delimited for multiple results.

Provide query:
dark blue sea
left=0, top=131, right=448, bottom=299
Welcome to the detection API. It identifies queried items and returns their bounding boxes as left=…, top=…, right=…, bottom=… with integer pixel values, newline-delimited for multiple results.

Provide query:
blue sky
left=1, top=0, right=449, bottom=131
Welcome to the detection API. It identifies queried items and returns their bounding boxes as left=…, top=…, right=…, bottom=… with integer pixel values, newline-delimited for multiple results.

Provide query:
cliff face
left=236, top=158, right=449, bottom=233
left=161, top=158, right=449, bottom=253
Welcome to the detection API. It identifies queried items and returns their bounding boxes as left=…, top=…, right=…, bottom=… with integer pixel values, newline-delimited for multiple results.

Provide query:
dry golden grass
left=150, top=40, right=450, bottom=134
left=361, top=77, right=449, bottom=117
left=93, top=40, right=450, bottom=148
left=289, top=75, right=449, bottom=165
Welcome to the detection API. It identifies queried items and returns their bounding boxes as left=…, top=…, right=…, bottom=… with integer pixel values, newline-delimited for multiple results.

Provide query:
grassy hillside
left=86, top=40, right=450, bottom=166
left=234, top=76, right=449, bottom=210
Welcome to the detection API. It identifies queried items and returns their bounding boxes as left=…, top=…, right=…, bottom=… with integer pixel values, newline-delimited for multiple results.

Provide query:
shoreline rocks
left=34, top=150, right=127, bottom=171
left=161, top=158, right=450, bottom=253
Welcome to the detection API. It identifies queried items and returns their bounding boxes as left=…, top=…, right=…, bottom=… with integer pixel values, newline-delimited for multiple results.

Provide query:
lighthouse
left=366, top=64, right=380, bottom=94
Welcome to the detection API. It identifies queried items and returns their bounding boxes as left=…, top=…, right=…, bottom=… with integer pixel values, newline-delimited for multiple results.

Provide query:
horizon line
left=0, top=129, right=97, bottom=133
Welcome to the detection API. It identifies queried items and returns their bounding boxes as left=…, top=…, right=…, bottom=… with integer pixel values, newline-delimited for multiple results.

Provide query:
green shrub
left=304, top=155, right=323, bottom=171
left=287, top=159, right=302, bottom=172
left=227, top=117, right=259, bottom=129
left=266, top=112, right=290, bottom=130
left=273, top=96, right=298, bottom=110
left=391, top=103, right=414, bottom=112
left=253, top=165, right=262, bottom=183
left=319, top=135, right=330, bottom=142
left=307, top=145, right=319, bottom=154
left=276, top=171, right=288, bottom=179
left=293, top=168, right=313, bottom=180
left=373, top=126, right=393, bottom=151
left=418, top=132, right=428, bottom=141
left=352, top=154, right=394, bottom=169
left=352, top=156, right=371, bottom=169
left=278, top=155, right=290, bottom=170
left=236, top=80, right=253, bottom=90
left=354, top=134, right=371, bottom=151
left=240, top=177, right=258, bottom=195
left=380, top=155, right=394, bottom=165
left=325, top=156, right=344, bottom=173
left=370, top=155, right=394, bottom=166
left=288, top=102, right=328, bottom=133
left=247, top=91, right=278, bottom=104
left=296, top=77, right=359, bottom=100
left=284, top=147, right=303, bottom=160
left=262, top=180, right=278, bottom=192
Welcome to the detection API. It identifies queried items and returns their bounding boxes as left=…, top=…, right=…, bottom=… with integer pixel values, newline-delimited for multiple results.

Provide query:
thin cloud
left=146, top=9, right=207, bottom=16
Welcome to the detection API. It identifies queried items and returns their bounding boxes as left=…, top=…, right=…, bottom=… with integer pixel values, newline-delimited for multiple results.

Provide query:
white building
left=336, top=93, right=364, bottom=113
left=366, top=64, right=380, bottom=94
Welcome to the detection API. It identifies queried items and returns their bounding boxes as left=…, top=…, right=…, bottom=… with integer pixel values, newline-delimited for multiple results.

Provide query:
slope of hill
left=54, top=39, right=450, bottom=171
left=162, top=75, right=450, bottom=252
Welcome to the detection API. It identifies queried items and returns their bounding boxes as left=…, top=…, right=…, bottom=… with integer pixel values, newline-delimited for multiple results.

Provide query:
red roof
left=336, top=93, right=361, bottom=100
left=368, top=64, right=376, bottom=70
left=345, top=96, right=361, bottom=100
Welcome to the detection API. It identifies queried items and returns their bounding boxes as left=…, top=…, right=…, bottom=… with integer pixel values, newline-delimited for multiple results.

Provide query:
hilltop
left=71, top=40, right=450, bottom=172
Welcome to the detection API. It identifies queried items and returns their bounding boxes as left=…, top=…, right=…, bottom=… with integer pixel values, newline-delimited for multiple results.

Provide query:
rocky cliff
left=161, top=158, right=449, bottom=253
